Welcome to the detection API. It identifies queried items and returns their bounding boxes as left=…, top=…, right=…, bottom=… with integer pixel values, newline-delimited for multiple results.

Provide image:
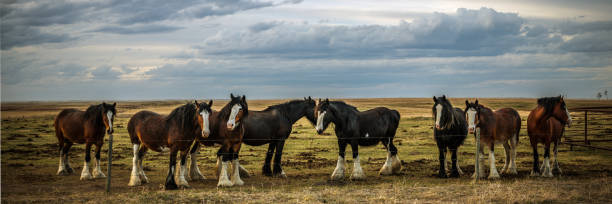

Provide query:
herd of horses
left=53, top=94, right=572, bottom=189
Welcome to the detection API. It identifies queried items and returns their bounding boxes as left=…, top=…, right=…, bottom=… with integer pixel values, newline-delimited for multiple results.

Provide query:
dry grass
left=2, top=98, right=612, bottom=203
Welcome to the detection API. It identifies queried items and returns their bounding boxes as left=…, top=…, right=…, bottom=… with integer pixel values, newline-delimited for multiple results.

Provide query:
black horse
left=315, top=99, right=401, bottom=180
left=190, top=97, right=317, bottom=178
left=432, top=95, right=467, bottom=178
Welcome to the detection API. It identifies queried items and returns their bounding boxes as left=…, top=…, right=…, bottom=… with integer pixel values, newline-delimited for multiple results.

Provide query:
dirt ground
left=2, top=98, right=611, bottom=203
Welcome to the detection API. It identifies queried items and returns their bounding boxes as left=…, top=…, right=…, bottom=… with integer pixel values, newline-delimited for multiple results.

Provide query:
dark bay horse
left=465, top=100, right=521, bottom=179
left=432, top=95, right=467, bottom=178
left=54, top=102, right=116, bottom=180
left=527, top=96, right=572, bottom=177
left=315, top=99, right=401, bottom=180
left=127, top=101, right=212, bottom=189
left=190, top=94, right=249, bottom=187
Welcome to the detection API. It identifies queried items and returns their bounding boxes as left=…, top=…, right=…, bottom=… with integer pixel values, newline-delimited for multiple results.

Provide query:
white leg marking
left=331, top=155, right=346, bottom=180
left=217, top=161, right=233, bottom=187
left=231, top=159, right=244, bottom=186
left=379, top=152, right=393, bottom=175
left=178, top=161, right=190, bottom=187
left=188, top=151, right=205, bottom=181
left=138, top=151, right=148, bottom=183
left=92, top=158, right=106, bottom=178
left=350, top=155, right=365, bottom=180
left=392, top=154, right=402, bottom=174
left=542, top=157, right=553, bottom=177
left=80, top=160, right=93, bottom=180
left=128, top=144, right=141, bottom=186
left=57, top=152, right=67, bottom=175
left=488, top=149, right=500, bottom=179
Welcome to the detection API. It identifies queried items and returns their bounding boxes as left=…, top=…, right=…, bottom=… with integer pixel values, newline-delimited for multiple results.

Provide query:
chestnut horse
left=127, top=101, right=212, bottom=189
left=315, top=99, right=401, bottom=180
left=54, top=102, right=116, bottom=180
left=190, top=94, right=249, bottom=187
left=465, top=100, right=521, bottom=179
left=527, top=96, right=572, bottom=177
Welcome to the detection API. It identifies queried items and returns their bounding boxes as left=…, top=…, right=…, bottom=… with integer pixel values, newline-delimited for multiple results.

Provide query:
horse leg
left=389, top=141, right=402, bottom=174
left=128, top=143, right=142, bottom=186
left=501, top=141, right=510, bottom=174
left=542, top=142, right=553, bottom=177
left=437, top=147, right=447, bottom=178
left=92, top=142, right=106, bottom=178
left=80, top=143, right=93, bottom=180
left=187, top=142, right=205, bottom=181
left=509, top=134, right=518, bottom=174
left=349, top=141, right=365, bottom=180
left=273, top=140, right=287, bottom=178
left=449, top=148, right=460, bottom=178
left=230, top=143, right=244, bottom=186
left=176, top=150, right=190, bottom=188
left=262, top=142, right=276, bottom=177
left=164, top=149, right=178, bottom=190
left=63, top=141, right=74, bottom=174
left=488, top=143, right=500, bottom=179
left=331, top=140, right=347, bottom=180
left=216, top=147, right=222, bottom=178
left=217, top=146, right=233, bottom=187
left=56, top=141, right=69, bottom=175
left=138, top=146, right=149, bottom=183
left=552, top=139, right=562, bottom=175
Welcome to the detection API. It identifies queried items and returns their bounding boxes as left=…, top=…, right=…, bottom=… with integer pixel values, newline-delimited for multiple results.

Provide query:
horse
left=54, top=102, right=116, bottom=181
left=527, top=96, right=572, bottom=177
left=432, top=95, right=467, bottom=178
left=190, top=94, right=249, bottom=187
left=465, top=99, right=521, bottom=179
left=314, top=98, right=401, bottom=180
left=127, top=100, right=212, bottom=189
left=189, top=97, right=316, bottom=179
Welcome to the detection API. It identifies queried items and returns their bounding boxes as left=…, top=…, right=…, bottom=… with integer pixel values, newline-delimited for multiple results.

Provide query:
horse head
left=101, top=102, right=116, bottom=134
left=195, top=100, right=213, bottom=137
left=226, top=94, right=248, bottom=131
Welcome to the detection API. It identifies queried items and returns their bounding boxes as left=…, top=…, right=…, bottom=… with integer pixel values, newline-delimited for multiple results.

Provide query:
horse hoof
left=488, top=175, right=500, bottom=179
left=438, top=173, right=448, bottom=178
left=93, top=172, right=106, bottom=179
left=57, top=169, right=70, bottom=176
left=330, top=173, right=344, bottom=181
left=128, top=178, right=141, bottom=187
left=165, top=183, right=178, bottom=190
left=217, top=180, right=233, bottom=187
left=529, top=171, right=540, bottom=177
left=66, top=167, right=75, bottom=174
left=449, top=171, right=460, bottom=178
left=80, top=174, right=93, bottom=181
left=178, top=183, right=191, bottom=188
left=350, top=174, right=366, bottom=180
left=232, top=179, right=244, bottom=186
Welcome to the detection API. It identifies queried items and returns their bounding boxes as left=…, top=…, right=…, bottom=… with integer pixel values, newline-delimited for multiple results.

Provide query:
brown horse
left=527, top=96, right=572, bottom=177
left=54, top=102, right=116, bottom=181
left=465, top=100, right=521, bottom=179
left=127, top=100, right=212, bottom=189
left=188, top=94, right=249, bottom=187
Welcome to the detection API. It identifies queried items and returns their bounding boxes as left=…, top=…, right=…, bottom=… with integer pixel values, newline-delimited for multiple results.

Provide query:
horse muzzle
left=316, top=128, right=323, bottom=134
left=107, top=128, right=114, bottom=134
left=567, top=119, right=572, bottom=128
left=201, top=130, right=210, bottom=137
left=468, top=127, right=474, bottom=134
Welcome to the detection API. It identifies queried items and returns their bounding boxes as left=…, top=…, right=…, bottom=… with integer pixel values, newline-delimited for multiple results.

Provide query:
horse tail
left=511, top=109, right=521, bottom=144
left=54, top=111, right=64, bottom=151
left=127, top=116, right=140, bottom=145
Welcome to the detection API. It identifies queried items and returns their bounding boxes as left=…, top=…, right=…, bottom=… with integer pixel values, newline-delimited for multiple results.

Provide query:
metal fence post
left=584, top=111, right=588, bottom=145
left=106, top=133, right=113, bottom=193
left=474, top=128, right=480, bottom=182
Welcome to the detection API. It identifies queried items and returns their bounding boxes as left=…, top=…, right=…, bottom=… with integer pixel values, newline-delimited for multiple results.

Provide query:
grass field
left=2, top=98, right=612, bottom=203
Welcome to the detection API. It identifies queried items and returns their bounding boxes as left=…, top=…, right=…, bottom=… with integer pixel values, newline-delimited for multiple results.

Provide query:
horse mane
left=264, top=100, right=303, bottom=111
left=166, top=103, right=198, bottom=136
left=537, top=96, right=562, bottom=116
left=329, top=101, right=358, bottom=112
left=435, top=98, right=458, bottom=129
left=84, top=104, right=104, bottom=126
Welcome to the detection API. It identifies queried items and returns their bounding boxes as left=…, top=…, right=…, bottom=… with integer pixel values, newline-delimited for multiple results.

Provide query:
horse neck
left=477, top=106, right=495, bottom=131
left=329, top=104, right=356, bottom=129
left=84, top=109, right=105, bottom=132
left=533, top=105, right=553, bottom=126
left=280, top=102, right=307, bottom=124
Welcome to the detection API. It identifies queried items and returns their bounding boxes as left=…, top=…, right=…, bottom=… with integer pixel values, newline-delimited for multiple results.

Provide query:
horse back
left=357, top=107, right=400, bottom=140
left=128, top=110, right=168, bottom=151
left=494, top=108, right=521, bottom=135
left=243, top=110, right=284, bottom=146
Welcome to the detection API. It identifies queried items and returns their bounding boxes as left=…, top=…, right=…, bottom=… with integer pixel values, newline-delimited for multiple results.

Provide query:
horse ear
left=102, top=102, right=107, bottom=106
left=325, top=98, right=329, bottom=103
left=208, top=100, right=213, bottom=107
left=433, top=96, right=437, bottom=102
left=230, top=93, right=235, bottom=99
left=194, top=100, right=198, bottom=105
left=308, top=96, right=312, bottom=100
left=318, top=98, right=321, bottom=103
left=241, top=95, right=246, bottom=102
left=465, top=100, right=469, bottom=107
left=112, top=102, right=116, bottom=107
left=475, top=99, right=479, bottom=106
left=442, top=95, right=446, bottom=99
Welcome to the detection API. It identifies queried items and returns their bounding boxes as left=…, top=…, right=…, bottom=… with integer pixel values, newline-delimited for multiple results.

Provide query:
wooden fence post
left=106, top=133, right=113, bottom=193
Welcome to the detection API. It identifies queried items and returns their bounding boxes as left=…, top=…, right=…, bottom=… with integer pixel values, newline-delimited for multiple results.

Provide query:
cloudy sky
left=2, top=0, right=611, bottom=101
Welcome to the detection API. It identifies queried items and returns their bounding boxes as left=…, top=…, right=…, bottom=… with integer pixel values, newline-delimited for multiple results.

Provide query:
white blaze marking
left=227, top=104, right=242, bottom=129
left=200, top=110, right=210, bottom=135
left=565, top=106, right=572, bottom=125
left=316, top=111, right=326, bottom=132
left=467, top=108, right=477, bottom=130
left=107, top=111, right=113, bottom=131
left=435, top=104, right=442, bottom=127
left=365, top=133, right=369, bottom=138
